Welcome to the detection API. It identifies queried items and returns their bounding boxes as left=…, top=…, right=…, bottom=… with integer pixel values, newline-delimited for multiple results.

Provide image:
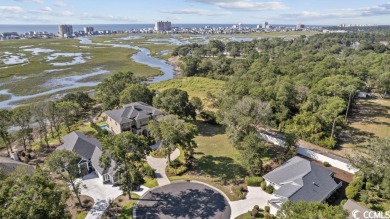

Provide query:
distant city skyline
left=1, top=0, right=390, bottom=25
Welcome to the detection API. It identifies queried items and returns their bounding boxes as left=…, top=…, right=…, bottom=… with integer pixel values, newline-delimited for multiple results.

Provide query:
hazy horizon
left=1, top=0, right=389, bottom=25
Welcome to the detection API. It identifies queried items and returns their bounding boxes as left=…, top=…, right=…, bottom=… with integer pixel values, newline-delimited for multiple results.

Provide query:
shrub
left=170, top=159, right=182, bottom=168
left=265, top=185, right=274, bottom=194
left=253, top=205, right=260, bottom=210
left=346, top=177, right=364, bottom=199
left=118, top=198, right=123, bottom=203
left=264, top=212, right=274, bottom=219
left=346, top=185, right=359, bottom=199
left=261, top=181, right=266, bottom=190
left=166, top=165, right=188, bottom=176
left=232, top=185, right=245, bottom=199
left=245, top=177, right=264, bottom=187
left=82, top=199, right=90, bottom=205
left=264, top=205, right=270, bottom=213
left=140, top=164, right=155, bottom=178
left=323, top=161, right=331, bottom=167
left=251, top=208, right=259, bottom=217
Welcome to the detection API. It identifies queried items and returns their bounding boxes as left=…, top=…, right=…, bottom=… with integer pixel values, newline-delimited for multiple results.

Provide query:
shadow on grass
left=338, top=126, right=376, bottom=149
left=195, top=155, right=247, bottom=184
left=196, top=121, right=226, bottom=137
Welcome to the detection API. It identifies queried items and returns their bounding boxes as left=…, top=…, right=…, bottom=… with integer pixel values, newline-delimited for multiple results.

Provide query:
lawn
left=339, top=98, right=390, bottom=157
left=169, top=121, right=247, bottom=201
left=103, top=193, right=140, bottom=219
left=149, top=77, right=225, bottom=110
left=235, top=211, right=265, bottom=219
left=143, top=176, right=158, bottom=188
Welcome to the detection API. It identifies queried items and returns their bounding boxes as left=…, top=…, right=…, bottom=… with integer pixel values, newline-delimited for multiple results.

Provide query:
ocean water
left=0, top=24, right=320, bottom=34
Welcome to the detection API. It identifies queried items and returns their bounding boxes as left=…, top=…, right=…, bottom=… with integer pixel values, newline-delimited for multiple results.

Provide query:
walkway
left=146, top=148, right=180, bottom=186
left=77, top=173, right=150, bottom=219
left=229, top=186, right=278, bottom=218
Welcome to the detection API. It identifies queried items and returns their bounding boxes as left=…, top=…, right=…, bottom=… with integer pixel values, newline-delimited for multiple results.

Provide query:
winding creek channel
left=0, top=37, right=175, bottom=109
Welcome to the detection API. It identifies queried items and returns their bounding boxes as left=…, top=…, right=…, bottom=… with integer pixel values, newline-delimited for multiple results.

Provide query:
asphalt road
left=134, top=181, right=231, bottom=219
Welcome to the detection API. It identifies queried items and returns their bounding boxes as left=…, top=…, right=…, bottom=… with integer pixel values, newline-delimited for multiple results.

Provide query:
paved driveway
left=146, top=148, right=180, bottom=186
left=78, top=173, right=150, bottom=219
left=229, top=186, right=278, bottom=218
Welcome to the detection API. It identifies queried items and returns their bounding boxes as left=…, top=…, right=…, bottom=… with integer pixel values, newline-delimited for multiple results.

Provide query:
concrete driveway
left=78, top=173, right=150, bottom=219
left=229, top=186, right=278, bottom=218
left=146, top=148, right=180, bottom=186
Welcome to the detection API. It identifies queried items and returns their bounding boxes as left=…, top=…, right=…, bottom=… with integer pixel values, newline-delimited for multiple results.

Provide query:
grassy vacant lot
left=150, top=77, right=225, bottom=110
left=169, top=121, right=278, bottom=201
left=169, top=121, right=246, bottom=201
left=339, top=98, right=390, bottom=157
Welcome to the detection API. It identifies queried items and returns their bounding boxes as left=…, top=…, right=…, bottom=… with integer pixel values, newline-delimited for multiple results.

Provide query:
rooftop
left=104, top=102, right=163, bottom=124
left=263, top=156, right=339, bottom=203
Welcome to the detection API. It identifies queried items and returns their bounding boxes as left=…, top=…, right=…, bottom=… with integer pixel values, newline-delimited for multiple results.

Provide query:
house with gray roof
left=103, top=102, right=163, bottom=135
left=57, top=132, right=118, bottom=184
left=0, top=156, right=34, bottom=175
left=263, top=156, right=341, bottom=209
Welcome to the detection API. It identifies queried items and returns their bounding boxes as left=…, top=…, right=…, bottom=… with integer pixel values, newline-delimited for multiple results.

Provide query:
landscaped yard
left=103, top=193, right=140, bottom=219
left=339, top=98, right=390, bottom=157
left=235, top=211, right=264, bottom=219
left=66, top=195, right=94, bottom=219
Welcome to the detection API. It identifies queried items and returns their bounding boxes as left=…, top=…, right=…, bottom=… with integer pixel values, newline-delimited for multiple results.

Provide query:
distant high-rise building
left=58, top=24, right=73, bottom=38
left=296, top=23, right=305, bottom=29
left=154, top=21, right=172, bottom=32
left=84, top=26, right=94, bottom=35
left=262, top=21, right=269, bottom=29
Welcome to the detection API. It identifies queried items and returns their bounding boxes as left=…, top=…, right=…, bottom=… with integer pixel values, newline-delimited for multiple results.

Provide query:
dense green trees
left=276, top=201, right=348, bottom=219
left=119, top=83, right=154, bottom=105
left=96, top=71, right=145, bottom=110
left=147, top=115, right=198, bottom=166
left=173, top=32, right=390, bottom=148
left=63, top=91, right=94, bottom=111
left=0, top=109, right=13, bottom=154
left=0, top=169, right=70, bottom=219
left=153, top=88, right=196, bottom=119
left=100, top=132, right=150, bottom=199
left=348, top=138, right=390, bottom=209
left=45, top=150, right=84, bottom=207
left=12, top=106, right=33, bottom=152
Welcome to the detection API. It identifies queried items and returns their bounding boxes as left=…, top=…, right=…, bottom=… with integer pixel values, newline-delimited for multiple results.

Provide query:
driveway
left=78, top=173, right=150, bottom=219
left=229, top=186, right=278, bottom=218
left=146, top=148, right=180, bottom=186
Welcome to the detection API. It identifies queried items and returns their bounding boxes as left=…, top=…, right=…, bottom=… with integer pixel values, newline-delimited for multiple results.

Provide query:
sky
left=1, top=0, right=390, bottom=25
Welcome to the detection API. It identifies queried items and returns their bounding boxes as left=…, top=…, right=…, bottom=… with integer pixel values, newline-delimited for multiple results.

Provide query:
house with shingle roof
left=0, top=156, right=34, bottom=175
left=103, top=102, right=163, bottom=135
left=263, top=156, right=342, bottom=209
left=56, top=132, right=118, bottom=184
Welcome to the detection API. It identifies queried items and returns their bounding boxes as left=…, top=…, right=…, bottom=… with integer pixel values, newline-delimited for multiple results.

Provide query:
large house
left=103, top=102, right=163, bottom=135
left=56, top=132, right=118, bottom=184
left=263, top=156, right=342, bottom=209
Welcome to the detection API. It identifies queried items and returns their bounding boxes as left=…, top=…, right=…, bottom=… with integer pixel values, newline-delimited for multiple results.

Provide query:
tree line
left=174, top=32, right=390, bottom=149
